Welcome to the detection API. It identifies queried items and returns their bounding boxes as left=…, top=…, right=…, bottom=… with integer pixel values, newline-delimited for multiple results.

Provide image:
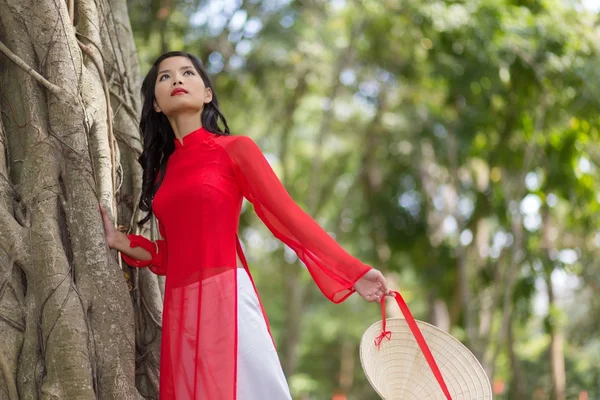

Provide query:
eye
left=184, top=70, right=195, bottom=76
left=159, top=74, right=170, bottom=81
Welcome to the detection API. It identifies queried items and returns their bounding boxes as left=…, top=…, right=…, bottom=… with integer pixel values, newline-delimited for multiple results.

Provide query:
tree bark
left=0, top=0, right=160, bottom=398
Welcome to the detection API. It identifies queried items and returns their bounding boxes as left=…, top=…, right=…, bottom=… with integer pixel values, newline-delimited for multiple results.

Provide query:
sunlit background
left=127, top=0, right=600, bottom=398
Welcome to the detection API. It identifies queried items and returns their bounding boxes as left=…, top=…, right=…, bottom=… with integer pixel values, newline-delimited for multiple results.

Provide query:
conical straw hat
left=360, top=294, right=492, bottom=399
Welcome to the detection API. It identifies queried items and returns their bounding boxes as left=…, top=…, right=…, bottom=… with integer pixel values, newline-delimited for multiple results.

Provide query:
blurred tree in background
left=127, top=0, right=600, bottom=399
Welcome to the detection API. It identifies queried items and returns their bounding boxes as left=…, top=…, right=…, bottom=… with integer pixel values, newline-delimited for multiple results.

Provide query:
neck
left=168, top=112, right=203, bottom=143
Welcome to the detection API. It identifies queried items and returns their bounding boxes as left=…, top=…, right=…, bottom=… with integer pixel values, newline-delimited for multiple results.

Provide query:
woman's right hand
left=99, top=203, right=118, bottom=249
left=99, top=203, right=153, bottom=264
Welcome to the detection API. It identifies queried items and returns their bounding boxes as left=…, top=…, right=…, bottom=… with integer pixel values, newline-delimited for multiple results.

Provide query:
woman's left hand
left=354, top=268, right=391, bottom=303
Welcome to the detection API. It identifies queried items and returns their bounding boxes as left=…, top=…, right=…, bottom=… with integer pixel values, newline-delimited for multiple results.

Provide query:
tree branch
left=77, top=39, right=119, bottom=213
left=0, top=348, right=19, bottom=400
left=68, top=0, right=74, bottom=24
left=0, top=206, right=28, bottom=265
left=109, top=87, right=140, bottom=125
left=0, top=40, right=62, bottom=96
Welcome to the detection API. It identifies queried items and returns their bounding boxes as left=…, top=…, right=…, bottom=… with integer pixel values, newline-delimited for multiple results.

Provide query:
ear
left=153, top=100, right=162, bottom=113
left=204, top=88, right=213, bottom=104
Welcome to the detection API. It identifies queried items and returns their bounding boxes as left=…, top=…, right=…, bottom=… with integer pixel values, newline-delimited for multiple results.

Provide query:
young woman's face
left=153, top=56, right=212, bottom=117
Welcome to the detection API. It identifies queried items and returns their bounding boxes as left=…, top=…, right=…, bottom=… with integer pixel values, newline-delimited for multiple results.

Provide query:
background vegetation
left=128, top=0, right=600, bottom=398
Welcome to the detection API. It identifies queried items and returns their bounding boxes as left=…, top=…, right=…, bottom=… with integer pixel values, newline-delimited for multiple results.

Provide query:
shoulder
left=216, top=134, right=258, bottom=148
left=215, top=134, right=262, bottom=157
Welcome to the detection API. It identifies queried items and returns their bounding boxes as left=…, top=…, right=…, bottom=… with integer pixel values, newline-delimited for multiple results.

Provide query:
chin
left=163, top=103, right=204, bottom=115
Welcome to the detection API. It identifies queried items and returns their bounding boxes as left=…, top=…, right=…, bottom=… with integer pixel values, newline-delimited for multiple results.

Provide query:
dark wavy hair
left=137, top=51, right=230, bottom=228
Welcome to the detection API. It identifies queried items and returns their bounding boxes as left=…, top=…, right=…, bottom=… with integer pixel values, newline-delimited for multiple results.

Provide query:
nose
left=172, top=79, right=183, bottom=86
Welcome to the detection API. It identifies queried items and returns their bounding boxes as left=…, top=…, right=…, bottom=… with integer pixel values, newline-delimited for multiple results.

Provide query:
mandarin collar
left=173, top=127, right=212, bottom=149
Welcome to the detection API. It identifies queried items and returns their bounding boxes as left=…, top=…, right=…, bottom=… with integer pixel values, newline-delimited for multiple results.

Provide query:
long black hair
left=137, top=51, right=230, bottom=228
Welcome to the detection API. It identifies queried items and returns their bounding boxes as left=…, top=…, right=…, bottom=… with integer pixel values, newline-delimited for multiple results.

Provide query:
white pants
left=236, top=268, right=293, bottom=399
left=172, top=269, right=292, bottom=399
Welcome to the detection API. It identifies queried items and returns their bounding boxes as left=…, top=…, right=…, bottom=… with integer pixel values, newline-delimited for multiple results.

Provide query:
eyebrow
left=157, top=66, right=195, bottom=75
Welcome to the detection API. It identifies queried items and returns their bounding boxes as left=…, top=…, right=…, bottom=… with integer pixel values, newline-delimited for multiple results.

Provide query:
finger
left=377, top=274, right=391, bottom=294
left=380, top=278, right=388, bottom=291
left=366, top=294, right=379, bottom=303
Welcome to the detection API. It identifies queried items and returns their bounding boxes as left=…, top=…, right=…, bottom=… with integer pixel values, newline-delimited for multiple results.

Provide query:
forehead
left=157, top=56, right=194, bottom=72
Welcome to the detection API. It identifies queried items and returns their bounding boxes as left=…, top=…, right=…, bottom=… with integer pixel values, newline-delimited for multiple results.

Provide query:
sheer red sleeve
left=121, top=220, right=168, bottom=276
left=224, top=136, right=371, bottom=303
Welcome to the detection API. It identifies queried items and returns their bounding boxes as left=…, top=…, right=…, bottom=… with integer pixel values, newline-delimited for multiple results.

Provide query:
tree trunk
left=541, top=204, right=566, bottom=400
left=546, top=272, right=566, bottom=400
left=338, top=339, right=355, bottom=394
left=0, top=0, right=161, bottom=398
left=507, top=309, right=526, bottom=399
left=428, top=293, right=450, bottom=333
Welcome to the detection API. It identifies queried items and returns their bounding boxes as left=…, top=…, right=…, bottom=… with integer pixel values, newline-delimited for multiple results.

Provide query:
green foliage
left=130, top=0, right=600, bottom=398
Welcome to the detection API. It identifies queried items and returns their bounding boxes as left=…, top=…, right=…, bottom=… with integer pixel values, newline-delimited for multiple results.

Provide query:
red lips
left=171, top=87, right=188, bottom=96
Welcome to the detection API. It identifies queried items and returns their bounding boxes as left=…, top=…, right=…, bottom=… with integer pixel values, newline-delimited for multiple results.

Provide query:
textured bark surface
left=0, top=1, right=162, bottom=398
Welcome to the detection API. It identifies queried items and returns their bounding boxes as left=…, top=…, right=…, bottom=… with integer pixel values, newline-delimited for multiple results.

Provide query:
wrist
left=353, top=266, right=372, bottom=286
left=112, top=231, right=130, bottom=252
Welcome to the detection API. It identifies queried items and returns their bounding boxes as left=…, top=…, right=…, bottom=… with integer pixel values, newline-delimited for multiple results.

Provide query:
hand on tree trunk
left=99, top=203, right=118, bottom=249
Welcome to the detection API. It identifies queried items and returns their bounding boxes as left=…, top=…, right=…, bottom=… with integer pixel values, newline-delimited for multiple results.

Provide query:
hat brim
left=360, top=317, right=492, bottom=399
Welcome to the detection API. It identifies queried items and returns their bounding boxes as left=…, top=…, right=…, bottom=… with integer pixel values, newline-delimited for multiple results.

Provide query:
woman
left=100, top=51, right=390, bottom=400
